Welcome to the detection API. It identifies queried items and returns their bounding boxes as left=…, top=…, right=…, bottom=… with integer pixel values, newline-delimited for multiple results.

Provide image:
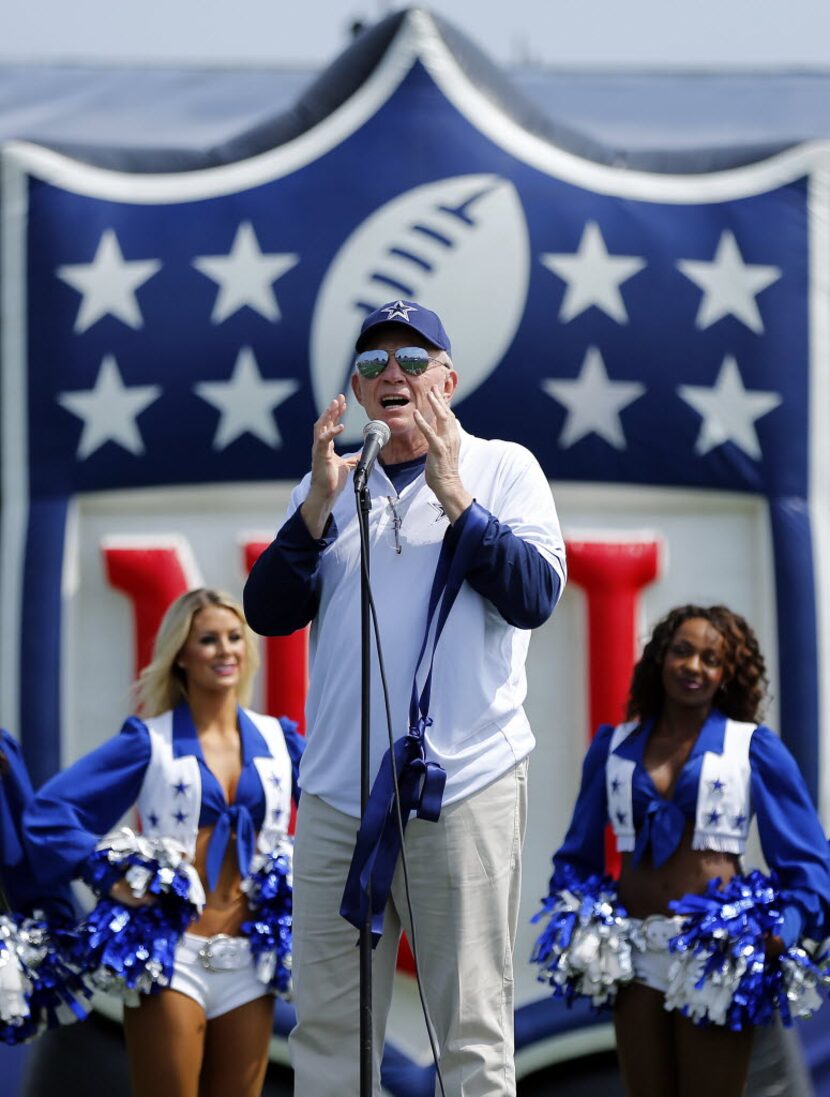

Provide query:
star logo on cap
left=382, top=300, right=417, bottom=322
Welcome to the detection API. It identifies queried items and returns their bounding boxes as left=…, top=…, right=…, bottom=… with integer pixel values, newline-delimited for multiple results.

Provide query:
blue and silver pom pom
left=0, top=913, right=90, bottom=1044
left=666, top=871, right=823, bottom=1029
left=0, top=920, right=29, bottom=1038
left=531, top=870, right=640, bottom=1008
left=240, top=839, right=293, bottom=997
left=75, top=828, right=205, bottom=1003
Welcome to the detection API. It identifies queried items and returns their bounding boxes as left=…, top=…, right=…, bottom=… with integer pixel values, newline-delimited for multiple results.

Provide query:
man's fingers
left=413, top=408, right=436, bottom=440
left=320, top=422, right=344, bottom=441
left=314, top=397, right=348, bottom=449
left=316, top=395, right=347, bottom=430
left=427, top=387, right=453, bottom=420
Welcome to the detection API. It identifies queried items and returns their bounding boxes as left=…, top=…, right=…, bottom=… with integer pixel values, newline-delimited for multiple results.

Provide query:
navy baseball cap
left=355, top=299, right=451, bottom=354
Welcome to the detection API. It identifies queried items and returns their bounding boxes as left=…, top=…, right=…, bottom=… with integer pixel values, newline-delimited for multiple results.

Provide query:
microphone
left=354, top=419, right=391, bottom=490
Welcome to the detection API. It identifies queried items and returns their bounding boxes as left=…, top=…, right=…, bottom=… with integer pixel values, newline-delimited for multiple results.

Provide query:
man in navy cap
left=244, top=300, right=566, bottom=1096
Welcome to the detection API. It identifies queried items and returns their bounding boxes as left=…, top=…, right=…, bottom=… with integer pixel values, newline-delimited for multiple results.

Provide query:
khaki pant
left=289, top=759, right=528, bottom=1097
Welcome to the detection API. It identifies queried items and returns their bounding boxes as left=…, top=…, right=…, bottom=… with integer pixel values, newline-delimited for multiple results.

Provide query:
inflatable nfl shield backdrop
left=2, top=8, right=829, bottom=1091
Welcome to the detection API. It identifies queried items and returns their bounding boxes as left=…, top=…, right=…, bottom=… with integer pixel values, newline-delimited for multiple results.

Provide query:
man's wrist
left=300, top=493, right=335, bottom=539
left=437, top=481, right=473, bottom=524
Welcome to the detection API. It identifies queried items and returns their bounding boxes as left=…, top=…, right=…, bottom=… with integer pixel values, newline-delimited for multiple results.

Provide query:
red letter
left=102, top=536, right=201, bottom=678
left=242, top=540, right=308, bottom=733
left=566, top=538, right=662, bottom=872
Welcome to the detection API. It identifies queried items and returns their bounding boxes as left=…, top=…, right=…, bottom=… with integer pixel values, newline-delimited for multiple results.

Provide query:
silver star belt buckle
left=197, top=934, right=250, bottom=972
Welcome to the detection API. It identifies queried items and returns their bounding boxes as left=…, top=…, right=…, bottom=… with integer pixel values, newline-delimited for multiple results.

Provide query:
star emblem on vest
left=173, top=780, right=190, bottom=796
left=146, top=811, right=159, bottom=829
left=733, top=813, right=747, bottom=829
left=709, top=778, right=726, bottom=794
left=272, top=807, right=283, bottom=821
left=615, top=809, right=627, bottom=825
left=382, top=300, right=417, bottom=322
left=173, top=809, right=188, bottom=825
left=610, top=777, right=621, bottom=794
left=706, top=809, right=722, bottom=826
left=269, top=774, right=282, bottom=787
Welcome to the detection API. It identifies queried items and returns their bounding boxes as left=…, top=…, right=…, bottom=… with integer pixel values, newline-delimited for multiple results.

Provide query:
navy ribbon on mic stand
left=341, top=505, right=488, bottom=944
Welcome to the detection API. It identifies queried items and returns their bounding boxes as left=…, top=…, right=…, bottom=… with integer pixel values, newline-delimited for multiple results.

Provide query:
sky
left=4, top=0, right=830, bottom=70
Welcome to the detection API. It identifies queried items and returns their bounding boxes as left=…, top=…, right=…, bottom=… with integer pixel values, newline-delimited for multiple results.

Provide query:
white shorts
left=167, top=932, right=271, bottom=1020
left=630, top=915, right=685, bottom=993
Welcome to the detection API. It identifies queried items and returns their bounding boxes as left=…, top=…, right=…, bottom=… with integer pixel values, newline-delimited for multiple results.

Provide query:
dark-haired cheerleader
left=533, top=605, right=830, bottom=1097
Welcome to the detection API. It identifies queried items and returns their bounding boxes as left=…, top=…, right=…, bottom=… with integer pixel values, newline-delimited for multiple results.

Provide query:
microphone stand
left=355, top=475, right=374, bottom=1097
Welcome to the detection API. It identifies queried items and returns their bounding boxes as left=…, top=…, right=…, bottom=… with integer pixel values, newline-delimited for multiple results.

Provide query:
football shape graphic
left=310, top=174, right=530, bottom=443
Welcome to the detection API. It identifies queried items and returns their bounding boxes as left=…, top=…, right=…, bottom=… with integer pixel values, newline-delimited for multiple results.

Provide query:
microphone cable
left=356, top=496, right=448, bottom=1097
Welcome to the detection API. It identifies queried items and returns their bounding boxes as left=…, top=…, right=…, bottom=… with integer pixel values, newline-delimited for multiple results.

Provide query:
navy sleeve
left=550, top=725, right=614, bottom=889
left=446, top=501, right=561, bottom=629
left=750, top=725, right=830, bottom=941
left=0, top=730, right=76, bottom=920
left=244, top=507, right=337, bottom=636
left=0, top=731, right=34, bottom=870
left=23, top=718, right=151, bottom=886
left=278, top=715, right=306, bottom=803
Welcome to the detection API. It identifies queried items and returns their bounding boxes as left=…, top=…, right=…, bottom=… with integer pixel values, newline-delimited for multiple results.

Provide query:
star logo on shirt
left=733, top=813, right=747, bottom=829
left=272, top=808, right=283, bottom=821
left=706, top=809, right=722, bottom=826
left=709, top=778, right=726, bottom=794
left=173, top=780, right=190, bottom=796
left=382, top=300, right=416, bottom=322
left=269, top=774, right=282, bottom=788
left=146, top=811, right=160, bottom=830
left=610, top=777, right=622, bottom=794
left=173, top=809, right=188, bottom=825
left=615, top=810, right=627, bottom=826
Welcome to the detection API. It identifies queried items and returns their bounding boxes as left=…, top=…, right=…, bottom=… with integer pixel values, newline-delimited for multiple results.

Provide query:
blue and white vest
left=606, top=718, right=756, bottom=856
left=135, top=708, right=293, bottom=863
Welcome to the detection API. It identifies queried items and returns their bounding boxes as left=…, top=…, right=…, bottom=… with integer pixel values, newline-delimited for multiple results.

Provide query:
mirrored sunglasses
left=355, top=346, right=444, bottom=379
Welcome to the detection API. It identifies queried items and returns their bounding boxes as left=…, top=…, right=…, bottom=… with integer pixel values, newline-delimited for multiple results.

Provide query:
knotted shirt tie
left=633, top=798, right=687, bottom=869
left=205, top=803, right=256, bottom=893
